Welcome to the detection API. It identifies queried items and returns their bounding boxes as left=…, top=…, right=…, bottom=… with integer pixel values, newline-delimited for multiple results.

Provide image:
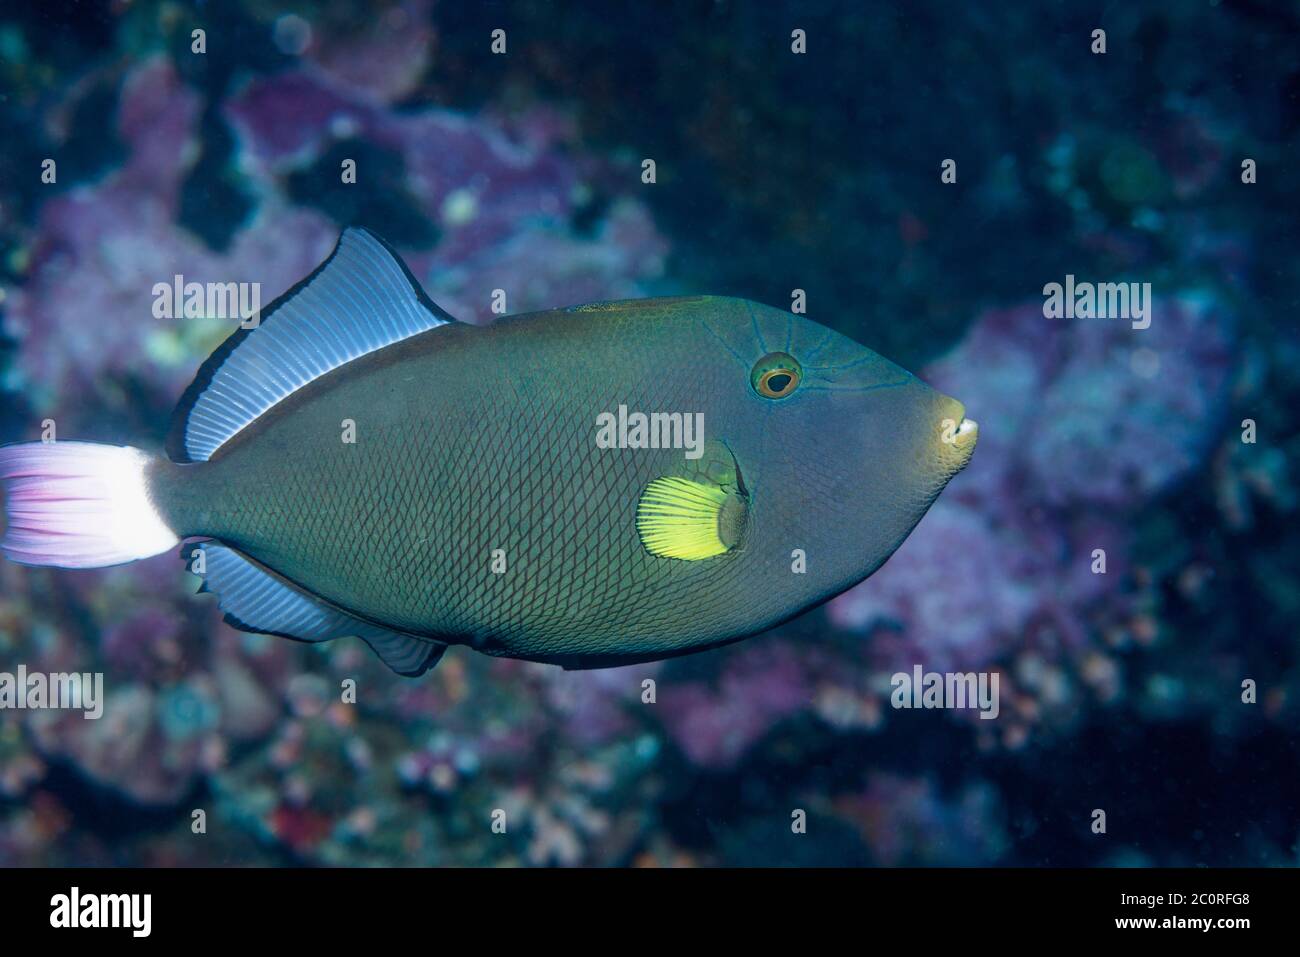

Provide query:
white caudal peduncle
left=0, top=441, right=178, bottom=568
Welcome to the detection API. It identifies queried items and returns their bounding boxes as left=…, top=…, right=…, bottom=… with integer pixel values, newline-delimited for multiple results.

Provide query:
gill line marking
left=746, top=300, right=769, bottom=353
left=801, top=328, right=836, bottom=361
left=700, top=316, right=751, bottom=372
left=801, top=375, right=912, bottom=394
left=806, top=352, right=914, bottom=374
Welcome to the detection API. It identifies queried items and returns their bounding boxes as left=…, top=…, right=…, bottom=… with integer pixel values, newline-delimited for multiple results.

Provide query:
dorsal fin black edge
left=165, top=228, right=457, bottom=464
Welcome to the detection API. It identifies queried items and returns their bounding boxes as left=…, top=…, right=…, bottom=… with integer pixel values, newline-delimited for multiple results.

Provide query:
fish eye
left=751, top=352, right=803, bottom=399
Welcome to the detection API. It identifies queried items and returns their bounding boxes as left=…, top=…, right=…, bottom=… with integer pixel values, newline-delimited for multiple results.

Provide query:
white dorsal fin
left=169, top=228, right=453, bottom=462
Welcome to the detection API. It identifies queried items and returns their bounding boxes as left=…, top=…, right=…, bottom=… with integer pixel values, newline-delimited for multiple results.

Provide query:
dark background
left=0, top=0, right=1296, bottom=866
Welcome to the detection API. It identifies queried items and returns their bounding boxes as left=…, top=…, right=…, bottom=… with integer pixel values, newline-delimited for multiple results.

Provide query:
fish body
left=1, top=230, right=976, bottom=674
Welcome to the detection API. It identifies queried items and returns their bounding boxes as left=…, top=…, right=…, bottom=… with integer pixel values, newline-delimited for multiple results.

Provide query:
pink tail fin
left=0, top=442, right=178, bottom=569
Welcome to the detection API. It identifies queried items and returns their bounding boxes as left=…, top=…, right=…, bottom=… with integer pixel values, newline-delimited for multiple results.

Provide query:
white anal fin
left=188, top=542, right=446, bottom=677
left=169, top=228, right=456, bottom=463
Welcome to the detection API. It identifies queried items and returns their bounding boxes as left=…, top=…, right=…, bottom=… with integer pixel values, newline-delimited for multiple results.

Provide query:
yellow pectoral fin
left=636, top=476, right=748, bottom=560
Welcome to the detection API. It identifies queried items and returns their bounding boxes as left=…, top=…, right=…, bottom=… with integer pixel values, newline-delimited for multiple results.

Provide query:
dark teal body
left=153, top=295, right=972, bottom=666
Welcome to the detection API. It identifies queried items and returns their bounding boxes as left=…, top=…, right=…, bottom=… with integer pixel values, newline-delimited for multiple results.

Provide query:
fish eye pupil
left=750, top=353, right=803, bottom=399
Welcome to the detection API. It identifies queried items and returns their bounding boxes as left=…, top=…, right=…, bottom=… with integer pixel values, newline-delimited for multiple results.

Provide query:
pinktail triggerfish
left=0, top=229, right=977, bottom=675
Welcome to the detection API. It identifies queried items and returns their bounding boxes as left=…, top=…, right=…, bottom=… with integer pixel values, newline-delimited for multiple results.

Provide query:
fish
left=0, top=228, right=977, bottom=675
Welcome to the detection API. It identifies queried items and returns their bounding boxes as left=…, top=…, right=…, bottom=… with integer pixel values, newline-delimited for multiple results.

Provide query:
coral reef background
left=0, top=0, right=1297, bottom=866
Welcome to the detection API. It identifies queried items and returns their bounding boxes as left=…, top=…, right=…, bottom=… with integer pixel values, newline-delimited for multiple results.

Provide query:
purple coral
left=830, top=293, right=1235, bottom=671
left=5, top=56, right=665, bottom=424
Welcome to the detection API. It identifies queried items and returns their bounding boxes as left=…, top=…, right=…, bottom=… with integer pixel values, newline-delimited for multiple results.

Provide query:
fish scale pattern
left=165, top=299, right=801, bottom=663
left=156, top=294, right=960, bottom=667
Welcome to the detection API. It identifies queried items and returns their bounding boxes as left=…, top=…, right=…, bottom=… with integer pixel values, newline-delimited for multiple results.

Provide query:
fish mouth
left=952, top=416, right=979, bottom=448
left=935, top=399, right=978, bottom=473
